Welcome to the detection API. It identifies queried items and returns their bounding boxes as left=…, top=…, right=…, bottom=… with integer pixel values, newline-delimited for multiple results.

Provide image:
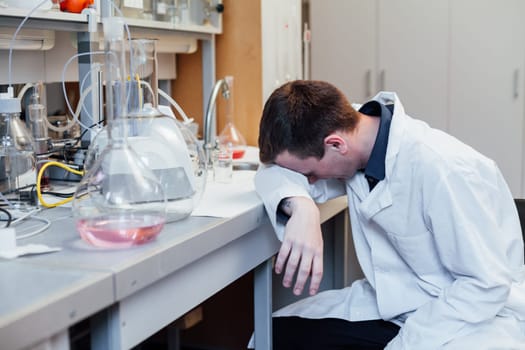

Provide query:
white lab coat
left=254, top=92, right=525, bottom=349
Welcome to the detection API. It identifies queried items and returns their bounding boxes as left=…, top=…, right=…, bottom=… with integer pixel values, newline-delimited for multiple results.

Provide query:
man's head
left=258, top=80, right=359, bottom=164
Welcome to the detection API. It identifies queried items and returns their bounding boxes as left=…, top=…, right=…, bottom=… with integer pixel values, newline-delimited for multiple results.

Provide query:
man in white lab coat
left=254, top=80, right=525, bottom=349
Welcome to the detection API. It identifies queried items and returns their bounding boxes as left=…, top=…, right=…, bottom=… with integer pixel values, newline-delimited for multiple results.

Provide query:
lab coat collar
left=346, top=92, right=406, bottom=219
left=360, top=101, right=392, bottom=184
left=372, top=91, right=406, bottom=177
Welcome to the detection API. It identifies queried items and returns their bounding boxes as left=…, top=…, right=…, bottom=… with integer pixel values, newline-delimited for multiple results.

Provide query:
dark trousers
left=273, top=316, right=400, bottom=350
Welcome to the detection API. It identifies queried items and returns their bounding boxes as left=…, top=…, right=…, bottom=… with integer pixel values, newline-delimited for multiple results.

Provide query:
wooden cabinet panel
left=171, top=0, right=262, bottom=147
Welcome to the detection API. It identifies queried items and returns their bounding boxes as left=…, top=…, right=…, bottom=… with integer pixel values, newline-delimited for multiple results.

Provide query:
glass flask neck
left=129, top=39, right=159, bottom=110
left=103, top=17, right=128, bottom=134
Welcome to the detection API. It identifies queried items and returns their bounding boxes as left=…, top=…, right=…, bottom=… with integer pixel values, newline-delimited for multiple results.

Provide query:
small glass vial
left=212, top=146, right=233, bottom=183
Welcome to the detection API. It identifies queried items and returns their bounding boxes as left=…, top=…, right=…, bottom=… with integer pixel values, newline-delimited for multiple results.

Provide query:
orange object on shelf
left=54, top=0, right=93, bottom=14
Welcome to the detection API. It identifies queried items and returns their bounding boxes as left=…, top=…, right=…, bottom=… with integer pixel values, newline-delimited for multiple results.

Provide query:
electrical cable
left=158, top=88, right=194, bottom=124
left=42, top=191, right=75, bottom=198
left=11, top=208, right=40, bottom=226
left=78, top=63, right=103, bottom=127
left=139, top=80, right=194, bottom=125
left=135, top=73, right=143, bottom=108
left=0, top=207, right=12, bottom=228
left=36, top=161, right=84, bottom=208
left=14, top=214, right=51, bottom=240
left=59, top=51, right=105, bottom=133
left=0, top=191, right=17, bottom=210
left=7, top=0, right=50, bottom=89
left=16, top=82, right=35, bottom=99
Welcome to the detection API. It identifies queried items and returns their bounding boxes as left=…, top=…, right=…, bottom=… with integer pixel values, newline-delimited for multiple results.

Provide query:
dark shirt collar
left=358, top=101, right=393, bottom=187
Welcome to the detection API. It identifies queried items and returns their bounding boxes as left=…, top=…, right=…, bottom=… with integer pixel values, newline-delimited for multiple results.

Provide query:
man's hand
left=274, top=197, right=323, bottom=296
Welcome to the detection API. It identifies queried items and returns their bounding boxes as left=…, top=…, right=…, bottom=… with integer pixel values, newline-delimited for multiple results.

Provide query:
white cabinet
left=310, top=0, right=448, bottom=129
left=448, top=0, right=525, bottom=196
left=261, top=0, right=303, bottom=102
left=309, top=0, right=525, bottom=197
left=376, top=0, right=448, bottom=130
left=309, top=0, right=376, bottom=103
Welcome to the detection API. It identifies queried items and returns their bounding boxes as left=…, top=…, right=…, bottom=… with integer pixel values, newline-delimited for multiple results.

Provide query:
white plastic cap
left=102, top=17, right=125, bottom=41
left=0, top=92, right=21, bottom=114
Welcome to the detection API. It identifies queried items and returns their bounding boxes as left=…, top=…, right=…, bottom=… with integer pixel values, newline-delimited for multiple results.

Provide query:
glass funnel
left=217, top=76, right=246, bottom=159
left=84, top=38, right=206, bottom=223
left=72, top=17, right=167, bottom=249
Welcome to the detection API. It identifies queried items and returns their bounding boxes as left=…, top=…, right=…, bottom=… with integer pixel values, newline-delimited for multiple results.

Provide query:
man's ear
left=324, top=133, right=347, bottom=154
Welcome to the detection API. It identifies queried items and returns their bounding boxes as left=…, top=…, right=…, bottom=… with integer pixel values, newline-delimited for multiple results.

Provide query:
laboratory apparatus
left=212, top=146, right=232, bottom=183
left=115, top=0, right=144, bottom=19
left=0, top=89, right=36, bottom=207
left=204, top=76, right=242, bottom=169
left=172, top=0, right=191, bottom=25
left=217, top=76, right=246, bottom=159
left=72, top=17, right=167, bottom=249
left=201, top=0, right=224, bottom=25
left=27, top=83, right=51, bottom=189
left=85, top=38, right=206, bottom=223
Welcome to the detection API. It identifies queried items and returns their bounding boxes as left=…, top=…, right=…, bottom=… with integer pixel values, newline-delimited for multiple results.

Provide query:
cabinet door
left=309, top=0, right=377, bottom=103
left=448, top=0, right=525, bottom=197
left=377, top=0, right=449, bottom=130
left=261, top=0, right=303, bottom=101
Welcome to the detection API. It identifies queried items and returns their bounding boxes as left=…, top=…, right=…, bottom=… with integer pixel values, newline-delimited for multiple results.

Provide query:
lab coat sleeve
left=254, top=164, right=346, bottom=241
left=386, top=163, right=521, bottom=349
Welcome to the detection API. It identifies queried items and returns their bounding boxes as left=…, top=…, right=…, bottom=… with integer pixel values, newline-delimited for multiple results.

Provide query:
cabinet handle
left=379, top=70, right=385, bottom=91
left=365, top=69, right=372, bottom=98
left=514, top=69, right=519, bottom=99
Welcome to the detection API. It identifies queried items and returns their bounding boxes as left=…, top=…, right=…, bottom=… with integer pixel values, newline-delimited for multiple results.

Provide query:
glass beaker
left=217, top=76, right=246, bottom=159
left=72, top=17, right=167, bottom=249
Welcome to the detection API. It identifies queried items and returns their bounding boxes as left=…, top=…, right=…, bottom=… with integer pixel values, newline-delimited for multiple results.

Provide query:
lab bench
left=0, top=171, right=349, bottom=350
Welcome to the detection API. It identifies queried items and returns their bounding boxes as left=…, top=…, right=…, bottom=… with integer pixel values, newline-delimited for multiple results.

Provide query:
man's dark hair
left=258, top=80, right=358, bottom=164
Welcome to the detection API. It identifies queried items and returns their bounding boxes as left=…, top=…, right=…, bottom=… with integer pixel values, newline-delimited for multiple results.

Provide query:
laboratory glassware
left=72, top=17, right=167, bottom=249
left=84, top=38, right=206, bottom=223
left=27, top=84, right=51, bottom=189
left=212, top=146, right=232, bottom=183
left=217, top=76, right=246, bottom=159
left=180, top=0, right=192, bottom=24
left=118, top=0, right=147, bottom=19
left=0, top=90, right=36, bottom=206
left=155, top=0, right=172, bottom=22
left=201, top=0, right=224, bottom=26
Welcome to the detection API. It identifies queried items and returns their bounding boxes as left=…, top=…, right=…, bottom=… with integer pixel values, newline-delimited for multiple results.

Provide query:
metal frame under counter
left=0, top=181, right=349, bottom=350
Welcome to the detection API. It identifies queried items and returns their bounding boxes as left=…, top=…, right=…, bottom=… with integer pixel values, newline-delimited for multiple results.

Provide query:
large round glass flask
left=85, top=106, right=207, bottom=222
left=84, top=38, right=206, bottom=222
left=72, top=17, right=167, bottom=248
left=73, top=137, right=167, bottom=248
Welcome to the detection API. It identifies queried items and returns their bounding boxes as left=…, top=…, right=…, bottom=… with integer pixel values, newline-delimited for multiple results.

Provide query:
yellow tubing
left=37, top=161, right=84, bottom=208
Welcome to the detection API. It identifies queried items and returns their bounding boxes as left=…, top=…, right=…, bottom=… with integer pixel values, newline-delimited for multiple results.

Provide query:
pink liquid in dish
left=76, top=214, right=165, bottom=248
left=232, top=149, right=245, bottom=159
